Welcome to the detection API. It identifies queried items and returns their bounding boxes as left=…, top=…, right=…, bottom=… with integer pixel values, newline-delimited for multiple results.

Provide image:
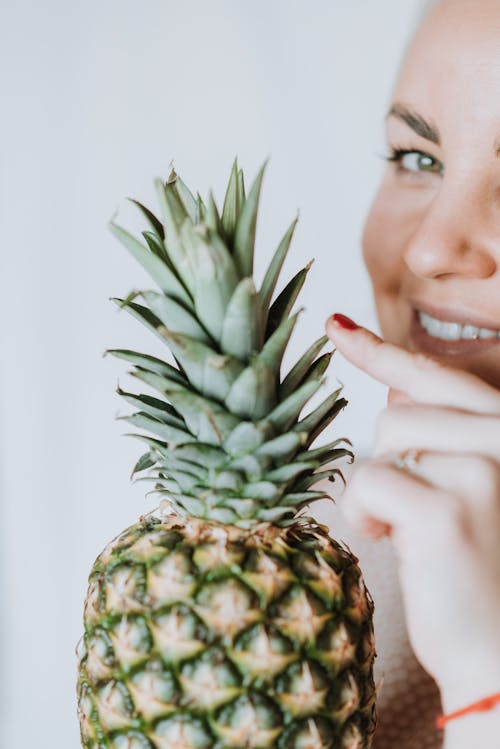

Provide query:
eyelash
left=385, top=147, right=414, bottom=163
left=383, top=147, right=443, bottom=176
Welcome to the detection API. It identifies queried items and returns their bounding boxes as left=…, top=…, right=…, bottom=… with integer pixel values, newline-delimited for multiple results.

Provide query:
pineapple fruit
left=77, top=160, right=377, bottom=748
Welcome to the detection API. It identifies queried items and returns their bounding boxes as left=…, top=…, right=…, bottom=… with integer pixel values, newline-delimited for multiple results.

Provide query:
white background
left=1, top=1, right=422, bottom=745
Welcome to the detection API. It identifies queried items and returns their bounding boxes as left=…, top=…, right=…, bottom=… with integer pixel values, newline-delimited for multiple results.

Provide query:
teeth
left=418, top=311, right=500, bottom=341
left=461, top=324, right=481, bottom=340
left=479, top=328, right=498, bottom=339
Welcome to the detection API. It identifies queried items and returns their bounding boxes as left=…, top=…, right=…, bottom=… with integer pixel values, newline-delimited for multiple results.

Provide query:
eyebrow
left=386, top=103, right=441, bottom=146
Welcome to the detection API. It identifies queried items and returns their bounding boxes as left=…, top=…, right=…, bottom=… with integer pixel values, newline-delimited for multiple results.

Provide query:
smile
left=417, top=310, right=500, bottom=341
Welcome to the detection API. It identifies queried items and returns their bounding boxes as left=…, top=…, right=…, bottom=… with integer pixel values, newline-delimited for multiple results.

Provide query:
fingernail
left=330, top=313, right=359, bottom=331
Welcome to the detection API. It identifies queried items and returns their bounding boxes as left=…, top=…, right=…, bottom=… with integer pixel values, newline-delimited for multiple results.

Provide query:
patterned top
left=314, top=468, right=444, bottom=749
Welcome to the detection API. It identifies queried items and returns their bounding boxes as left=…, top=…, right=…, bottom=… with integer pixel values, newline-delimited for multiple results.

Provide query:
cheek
left=362, top=184, right=409, bottom=292
left=362, top=179, right=423, bottom=342
left=362, top=174, right=432, bottom=285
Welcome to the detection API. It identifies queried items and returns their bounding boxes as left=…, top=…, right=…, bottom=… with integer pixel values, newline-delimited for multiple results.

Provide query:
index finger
left=325, top=314, right=500, bottom=415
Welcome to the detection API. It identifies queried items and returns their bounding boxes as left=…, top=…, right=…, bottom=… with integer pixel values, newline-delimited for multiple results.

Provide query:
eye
left=386, top=148, right=444, bottom=175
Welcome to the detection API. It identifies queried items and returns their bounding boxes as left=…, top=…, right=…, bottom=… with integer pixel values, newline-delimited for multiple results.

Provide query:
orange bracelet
left=435, top=691, right=500, bottom=730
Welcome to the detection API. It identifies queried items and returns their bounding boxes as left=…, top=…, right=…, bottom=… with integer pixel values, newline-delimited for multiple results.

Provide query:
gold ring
left=394, top=448, right=423, bottom=473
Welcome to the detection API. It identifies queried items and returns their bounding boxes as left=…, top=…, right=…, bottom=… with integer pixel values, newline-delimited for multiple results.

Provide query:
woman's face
left=363, top=0, right=500, bottom=388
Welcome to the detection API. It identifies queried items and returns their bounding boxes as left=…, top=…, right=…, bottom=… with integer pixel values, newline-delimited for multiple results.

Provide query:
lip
left=410, top=298, right=500, bottom=331
left=410, top=306, right=500, bottom=356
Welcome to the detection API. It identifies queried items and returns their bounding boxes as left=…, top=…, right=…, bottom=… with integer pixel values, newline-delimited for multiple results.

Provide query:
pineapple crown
left=107, top=158, right=353, bottom=528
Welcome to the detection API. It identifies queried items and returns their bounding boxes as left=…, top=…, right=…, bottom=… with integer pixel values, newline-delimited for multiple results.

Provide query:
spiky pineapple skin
left=77, top=511, right=376, bottom=748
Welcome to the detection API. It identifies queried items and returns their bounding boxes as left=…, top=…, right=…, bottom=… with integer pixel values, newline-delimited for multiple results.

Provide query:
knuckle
left=432, top=492, right=467, bottom=534
left=413, top=352, right=441, bottom=371
left=468, top=455, right=500, bottom=502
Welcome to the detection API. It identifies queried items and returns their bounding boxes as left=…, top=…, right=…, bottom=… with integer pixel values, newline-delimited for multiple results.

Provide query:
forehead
left=393, top=0, right=500, bottom=129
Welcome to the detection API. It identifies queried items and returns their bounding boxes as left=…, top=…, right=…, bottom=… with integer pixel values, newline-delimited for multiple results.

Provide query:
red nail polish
left=331, top=313, right=359, bottom=331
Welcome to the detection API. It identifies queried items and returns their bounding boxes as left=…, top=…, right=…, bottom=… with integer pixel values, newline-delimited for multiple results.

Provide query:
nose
left=403, top=177, right=498, bottom=280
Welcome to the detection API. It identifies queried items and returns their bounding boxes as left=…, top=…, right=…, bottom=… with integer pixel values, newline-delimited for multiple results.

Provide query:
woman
left=322, top=0, right=500, bottom=746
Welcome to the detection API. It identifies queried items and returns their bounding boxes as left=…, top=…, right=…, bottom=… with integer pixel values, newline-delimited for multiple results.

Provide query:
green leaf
left=114, top=290, right=141, bottom=307
left=280, top=335, right=328, bottom=399
left=213, top=471, right=244, bottom=492
left=130, top=475, right=159, bottom=487
left=161, top=456, right=207, bottom=482
left=162, top=469, right=201, bottom=493
left=237, top=168, right=246, bottom=203
left=105, top=349, right=187, bottom=385
left=117, top=387, right=185, bottom=427
left=241, top=481, right=281, bottom=502
left=111, top=297, right=170, bottom=344
left=224, top=420, right=271, bottom=458
left=171, top=171, right=198, bottom=223
left=128, top=198, right=165, bottom=239
left=296, top=438, right=354, bottom=464
left=259, top=311, right=299, bottom=374
left=157, top=454, right=206, bottom=480
left=180, top=222, right=239, bottom=341
left=255, top=431, right=307, bottom=461
left=233, top=159, right=267, bottom=277
left=220, top=278, right=263, bottom=360
left=260, top=216, right=299, bottom=313
left=221, top=157, right=240, bottom=244
left=316, top=447, right=353, bottom=467
left=300, top=352, right=333, bottom=387
left=165, top=389, right=239, bottom=445
left=206, top=190, right=226, bottom=240
left=293, top=468, right=346, bottom=492
left=142, top=231, right=168, bottom=263
left=257, top=506, right=296, bottom=522
left=155, top=478, right=182, bottom=494
left=120, top=411, right=194, bottom=445
left=155, top=179, right=196, bottom=293
left=172, top=444, right=228, bottom=469
left=228, top=454, right=269, bottom=482
left=141, top=290, right=213, bottom=345
left=264, top=462, right=316, bottom=483
left=197, top=193, right=207, bottom=222
left=266, top=260, right=312, bottom=338
left=131, top=451, right=156, bottom=476
left=165, top=168, right=190, bottom=223
left=106, top=349, right=190, bottom=393
left=267, top=378, right=323, bottom=432
left=280, top=490, right=329, bottom=506
left=109, top=222, right=192, bottom=307
left=223, top=497, right=257, bottom=519
left=225, top=358, right=276, bottom=419
left=158, top=327, right=244, bottom=402
left=304, top=398, right=348, bottom=448
left=162, top=492, right=206, bottom=517
left=130, top=368, right=189, bottom=396
left=124, top=433, right=169, bottom=450
left=294, top=387, right=343, bottom=434
left=209, top=507, right=240, bottom=524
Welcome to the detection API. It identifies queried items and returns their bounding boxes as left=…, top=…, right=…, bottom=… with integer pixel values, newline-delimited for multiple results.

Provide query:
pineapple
left=77, top=159, right=377, bottom=748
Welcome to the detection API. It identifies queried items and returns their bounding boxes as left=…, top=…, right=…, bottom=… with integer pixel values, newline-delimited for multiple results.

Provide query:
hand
left=325, top=314, right=500, bottom=714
